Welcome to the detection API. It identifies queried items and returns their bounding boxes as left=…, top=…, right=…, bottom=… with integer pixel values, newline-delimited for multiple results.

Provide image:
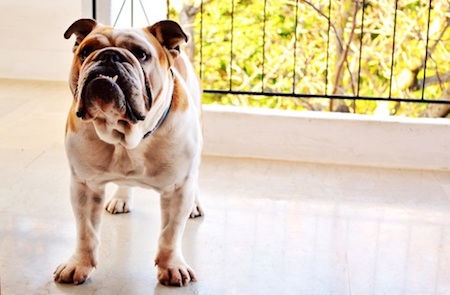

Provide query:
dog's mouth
left=76, top=59, right=149, bottom=124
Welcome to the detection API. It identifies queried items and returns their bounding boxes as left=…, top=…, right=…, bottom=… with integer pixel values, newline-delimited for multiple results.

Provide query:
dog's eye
left=79, top=46, right=93, bottom=62
left=133, top=48, right=149, bottom=62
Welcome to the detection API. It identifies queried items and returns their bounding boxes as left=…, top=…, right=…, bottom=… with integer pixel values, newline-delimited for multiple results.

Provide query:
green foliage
left=171, top=0, right=450, bottom=116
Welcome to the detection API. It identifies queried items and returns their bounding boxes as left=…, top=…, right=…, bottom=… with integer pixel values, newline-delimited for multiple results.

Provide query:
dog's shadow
left=153, top=281, right=201, bottom=294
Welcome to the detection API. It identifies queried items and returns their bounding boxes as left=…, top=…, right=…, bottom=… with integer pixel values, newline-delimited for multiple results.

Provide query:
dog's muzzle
left=77, top=48, right=149, bottom=123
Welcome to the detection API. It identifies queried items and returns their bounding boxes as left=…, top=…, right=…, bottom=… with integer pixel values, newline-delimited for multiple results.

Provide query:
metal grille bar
left=92, top=0, right=96, bottom=19
left=324, top=0, right=332, bottom=96
left=356, top=0, right=365, bottom=97
left=229, top=0, right=235, bottom=91
left=201, top=89, right=450, bottom=105
left=98, top=0, right=450, bottom=106
left=388, top=0, right=399, bottom=99
left=421, top=0, right=433, bottom=101
left=262, top=0, right=267, bottom=91
left=292, top=0, right=299, bottom=94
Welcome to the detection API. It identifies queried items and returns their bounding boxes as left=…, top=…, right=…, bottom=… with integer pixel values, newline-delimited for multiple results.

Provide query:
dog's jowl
left=53, top=18, right=203, bottom=287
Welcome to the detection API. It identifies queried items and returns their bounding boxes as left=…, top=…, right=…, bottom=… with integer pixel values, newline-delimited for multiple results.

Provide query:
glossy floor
left=1, top=80, right=450, bottom=295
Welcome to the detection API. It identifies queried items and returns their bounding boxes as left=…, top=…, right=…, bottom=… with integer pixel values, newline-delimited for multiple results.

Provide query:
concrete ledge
left=203, top=105, right=450, bottom=171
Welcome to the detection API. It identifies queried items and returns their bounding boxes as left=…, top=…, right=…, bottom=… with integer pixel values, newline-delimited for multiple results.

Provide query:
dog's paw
left=156, top=261, right=197, bottom=287
left=189, top=202, right=204, bottom=219
left=54, top=258, right=95, bottom=285
left=105, top=187, right=133, bottom=214
left=105, top=196, right=133, bottom=214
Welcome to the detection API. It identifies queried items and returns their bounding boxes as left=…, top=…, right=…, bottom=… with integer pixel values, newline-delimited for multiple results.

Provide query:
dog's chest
left=108, top=147, right=146, bottom=177
left=105, top=143, right=187, bottom=188
left=68, top=131, right=195, bottom=191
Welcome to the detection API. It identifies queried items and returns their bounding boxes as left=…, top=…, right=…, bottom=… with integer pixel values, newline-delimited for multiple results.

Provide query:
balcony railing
left=94, top=0, right=450, bottom=115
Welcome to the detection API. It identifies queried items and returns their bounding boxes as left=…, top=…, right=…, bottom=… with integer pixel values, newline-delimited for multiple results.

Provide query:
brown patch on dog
left=144, top=21, right=187, bottom=68
left=66, top=101, right=81, bottom=135
left=67, top=26, right=115, bottom=95
left=170, top=78, right=189, bottom=112
left=91, top=26, right=114, bottom=38
left=154, top=249, right=174, bottom=268
left=88, top=27, right=115, bottom=47
left=92, top=196, right=103, bottom=205
left=156, top=46, right=170, bottom=70
left=78, top=191, right=88, bottom=206
left=173, top=57, right=187, bottom=80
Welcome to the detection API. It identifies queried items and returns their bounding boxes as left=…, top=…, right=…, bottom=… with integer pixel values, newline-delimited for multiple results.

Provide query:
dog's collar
left=142, top=96, right=172, bottom=139
left=142, top=69, right=174, bottom=139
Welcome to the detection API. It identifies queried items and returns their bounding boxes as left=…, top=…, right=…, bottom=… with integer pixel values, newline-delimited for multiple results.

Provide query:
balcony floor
left=1, top=80, right=450, bottom=295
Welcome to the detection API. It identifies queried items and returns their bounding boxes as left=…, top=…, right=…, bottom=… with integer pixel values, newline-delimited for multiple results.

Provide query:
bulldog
left=53, top=18, right=203, bottom=287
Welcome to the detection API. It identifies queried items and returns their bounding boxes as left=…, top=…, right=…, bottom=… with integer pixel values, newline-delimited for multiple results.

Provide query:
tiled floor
left=1, top=79, right=450, bottom=295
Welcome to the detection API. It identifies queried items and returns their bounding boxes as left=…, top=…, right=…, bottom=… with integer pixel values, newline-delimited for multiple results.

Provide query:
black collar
left=142, top=96, right=172, bottom=139
left=142, top=69, right=174, bottom=139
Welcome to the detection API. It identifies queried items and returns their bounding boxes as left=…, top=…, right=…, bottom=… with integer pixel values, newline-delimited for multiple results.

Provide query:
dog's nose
left=97, top=49, right=123, bottom=63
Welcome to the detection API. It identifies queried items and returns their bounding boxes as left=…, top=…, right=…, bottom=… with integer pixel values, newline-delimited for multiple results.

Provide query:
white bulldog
left=54, top=18, right=203, bottom=287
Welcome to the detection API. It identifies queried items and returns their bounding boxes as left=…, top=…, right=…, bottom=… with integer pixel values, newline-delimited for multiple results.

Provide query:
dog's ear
left=147, top=20, right=188, bottom=62
left=64, top=18, right=98, bottom=53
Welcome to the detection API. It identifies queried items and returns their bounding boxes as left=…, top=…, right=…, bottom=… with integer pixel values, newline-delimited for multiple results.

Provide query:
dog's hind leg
left=105, top=186, right=134, bottom=214
left=189, top=183, right=204, bottom=218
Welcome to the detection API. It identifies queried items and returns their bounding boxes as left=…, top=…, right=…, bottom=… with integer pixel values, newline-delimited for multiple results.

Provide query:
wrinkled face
left=75, top=29, right=157, bottom=123
left=65, top=19, right=187, bottom=148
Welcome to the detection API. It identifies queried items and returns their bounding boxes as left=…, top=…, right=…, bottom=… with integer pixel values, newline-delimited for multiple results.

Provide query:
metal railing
left=93, top=0, right=450, bottom=110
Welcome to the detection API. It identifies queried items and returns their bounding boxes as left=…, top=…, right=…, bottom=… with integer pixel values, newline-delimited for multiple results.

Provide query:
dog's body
left=54, top=19, right=203, bottom=287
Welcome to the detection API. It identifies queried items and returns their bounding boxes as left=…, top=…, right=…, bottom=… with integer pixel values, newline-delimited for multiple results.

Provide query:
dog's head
left=64, top=18, right=187, bottom=149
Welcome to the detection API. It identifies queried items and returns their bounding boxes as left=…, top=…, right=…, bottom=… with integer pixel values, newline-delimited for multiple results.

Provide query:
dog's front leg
left=54, top=178, right=105, bottom=285
left=155, top=177, right=197, bottom=286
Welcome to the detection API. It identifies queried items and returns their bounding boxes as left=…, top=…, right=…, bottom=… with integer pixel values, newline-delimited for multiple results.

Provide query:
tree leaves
left=173, top=0, right=450, bottom=116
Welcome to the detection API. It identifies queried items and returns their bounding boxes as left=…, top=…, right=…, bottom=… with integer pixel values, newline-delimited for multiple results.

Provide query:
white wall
left=203, top=105, right=450, bottom=171
left=0, top=0, right=85, bottom=81
left=0, top=0, right=166, bottom=81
